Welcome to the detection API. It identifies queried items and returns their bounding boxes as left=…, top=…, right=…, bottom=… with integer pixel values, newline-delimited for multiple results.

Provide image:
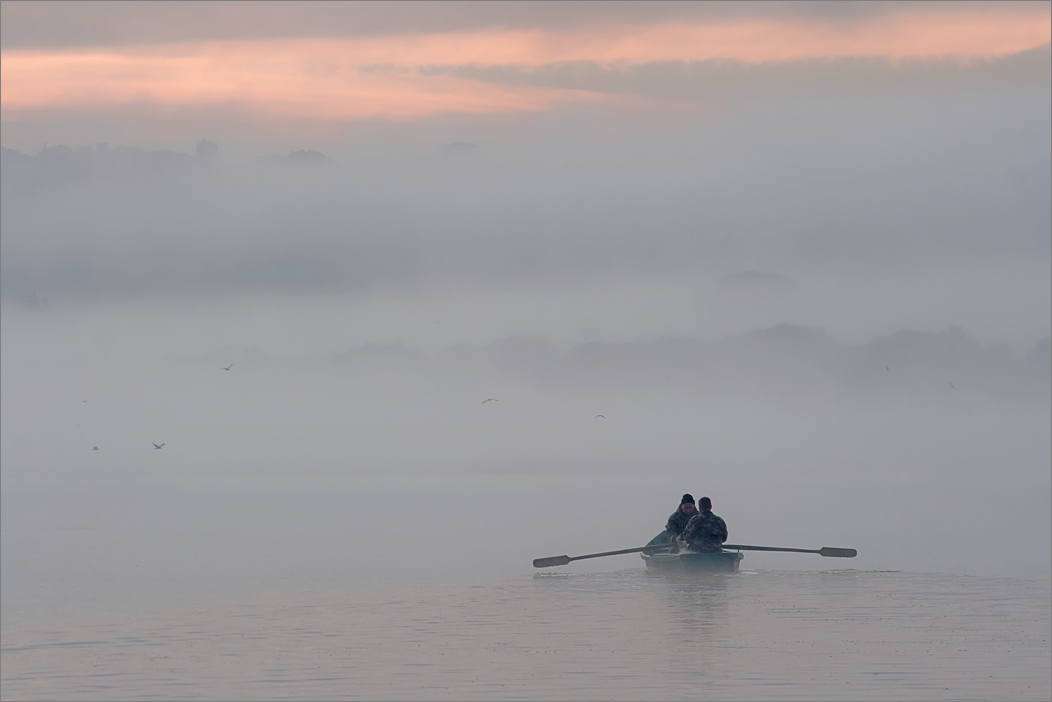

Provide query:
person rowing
left=679, top=496, right=728, bottom=552
left=646, top=494, right=697, bottom=549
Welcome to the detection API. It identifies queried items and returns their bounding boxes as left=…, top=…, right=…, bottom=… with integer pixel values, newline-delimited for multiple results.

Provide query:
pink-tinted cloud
left=2, top=6, right=1048, bottom=121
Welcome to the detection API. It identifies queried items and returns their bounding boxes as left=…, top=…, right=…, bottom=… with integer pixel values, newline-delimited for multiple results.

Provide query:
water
left=2, top=568, right=1049, bottom=700
left=3, top=472, right=1050, bottom=700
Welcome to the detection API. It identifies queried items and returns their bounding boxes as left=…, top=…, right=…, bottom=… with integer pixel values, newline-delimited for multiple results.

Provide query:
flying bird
left=949, top=382, right=957, bottom=390
left=153, top=442, right=165, bottom=449
left=82, top=399, right=88, bottom=403
left=595, top=414, right=606, bottom=420
left=92, top=446, right=99, bottom=451
left=481, top=398, right=499, bottom=404
left=886, top=365, right=890, bottom=371
left=223, top=363, right=234, bottom=371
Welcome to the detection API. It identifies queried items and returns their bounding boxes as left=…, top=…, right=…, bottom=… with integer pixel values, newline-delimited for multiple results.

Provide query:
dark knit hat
left=681, top=494, right=695, bottom=505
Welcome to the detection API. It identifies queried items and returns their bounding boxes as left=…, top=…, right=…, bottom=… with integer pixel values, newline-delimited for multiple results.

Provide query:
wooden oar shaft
left=533, top=544, right=666, bottom=568
left=569, top=546, right=656, bottom=561
left=723, top=544, right=819, bottom=554
left=724, top=544, right=857, bottom=558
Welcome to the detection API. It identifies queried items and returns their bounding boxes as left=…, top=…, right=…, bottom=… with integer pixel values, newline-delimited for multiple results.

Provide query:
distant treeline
left=0, top=143, right=324, bottom=192
left=336, top=326, right=1051, bottom=404
left=1, top=144, right=205, bottom=192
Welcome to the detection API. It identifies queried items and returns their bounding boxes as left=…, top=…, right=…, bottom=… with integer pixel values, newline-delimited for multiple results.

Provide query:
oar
left=533, top=545, right=667, bottom=568
left=723, top=544, right=857, bottom=558
left=533, top=543, right=857, bottom=568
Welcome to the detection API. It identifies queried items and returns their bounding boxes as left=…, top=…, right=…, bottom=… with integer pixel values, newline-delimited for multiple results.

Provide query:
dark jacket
left=665, top=508, right=695, bottom=538
left=682, top=510, right=728, bottom=552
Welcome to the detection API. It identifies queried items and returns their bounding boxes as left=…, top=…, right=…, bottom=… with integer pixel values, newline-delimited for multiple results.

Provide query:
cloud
left=421, top=44, right=1051, bottom=105
left=4, top=2, right=1048, bottom=49
left=2, top=6, right=1047, bottom=125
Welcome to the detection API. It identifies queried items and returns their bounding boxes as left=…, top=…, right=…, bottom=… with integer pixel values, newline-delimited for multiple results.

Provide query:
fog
left=4, top=45, right=1050, bottom=346
left=2, top=6, right=1050, bottom=618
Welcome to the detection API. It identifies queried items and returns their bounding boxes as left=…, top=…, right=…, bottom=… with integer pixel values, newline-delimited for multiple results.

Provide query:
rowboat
left=640, top=549, right=744, bottom=573
left=532, top=541, right=853, bottom=571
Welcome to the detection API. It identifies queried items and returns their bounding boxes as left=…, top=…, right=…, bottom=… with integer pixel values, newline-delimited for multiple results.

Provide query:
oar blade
left=818, top=547, right=857, bottom=558
left=533, top=555, right=572, bottom=568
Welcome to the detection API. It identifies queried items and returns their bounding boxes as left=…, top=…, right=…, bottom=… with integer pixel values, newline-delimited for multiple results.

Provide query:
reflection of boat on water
left=641, top=549, right=744, bottom=573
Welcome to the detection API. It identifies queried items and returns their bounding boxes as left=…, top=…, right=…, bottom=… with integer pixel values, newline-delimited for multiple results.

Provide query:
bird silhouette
left=223, top=364, right=234, bottom=371
left=92, top=446, right=99, bottom=451
left=595, top=414, right=606, bottom=420
left=949, top=382, right=957, bottom=390
left=481, top=398, right=499, bottom=404
left=153, top=442, right=165, bottom=449
left=886, top=365, right=890, bottom=371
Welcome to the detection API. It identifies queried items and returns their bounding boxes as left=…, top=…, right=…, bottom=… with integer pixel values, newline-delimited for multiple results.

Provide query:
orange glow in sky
left=3, top=8, right=1049, bottom=121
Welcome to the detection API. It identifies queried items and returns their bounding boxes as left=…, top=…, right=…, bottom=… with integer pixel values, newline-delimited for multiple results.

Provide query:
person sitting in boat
left=680, top=496, right=728, bottom=552
left=646, top=494, right=697, bottom=548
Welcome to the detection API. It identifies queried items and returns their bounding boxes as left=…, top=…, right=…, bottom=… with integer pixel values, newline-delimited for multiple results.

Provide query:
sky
left=2, top=1, right=1050, bottom=124
left=1, top=2, right=1050, bottom=581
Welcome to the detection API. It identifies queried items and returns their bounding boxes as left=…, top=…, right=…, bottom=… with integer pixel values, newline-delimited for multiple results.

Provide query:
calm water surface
left=3, top=568, right=1049, bottom=701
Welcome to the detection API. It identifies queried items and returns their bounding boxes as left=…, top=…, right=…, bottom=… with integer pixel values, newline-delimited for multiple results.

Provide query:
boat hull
left=641, top=550, right=744, bottom=573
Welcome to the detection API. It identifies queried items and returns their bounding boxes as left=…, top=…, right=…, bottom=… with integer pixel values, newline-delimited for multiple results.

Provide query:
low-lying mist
left=3, top=296, right=1049, bottom=595
left=3, top=294, right=1047, bottom=482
